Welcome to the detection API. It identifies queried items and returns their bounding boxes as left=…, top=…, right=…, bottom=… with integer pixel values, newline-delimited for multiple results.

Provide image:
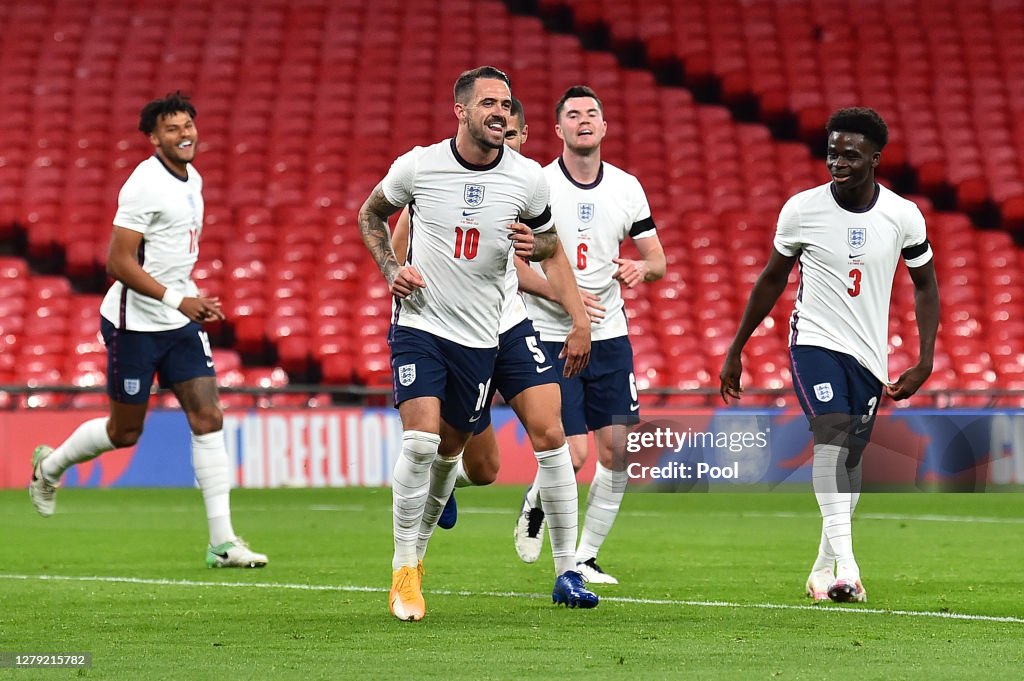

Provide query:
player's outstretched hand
left=719, top=352, right=743, bottom=404
left=507, top=222, right=535, bottom=260
left=885, top=364, right=932, bottom=400
left=389, top=265, right=426, bottom=299
left=181, top=296, right=225, bottom=324
left=580, top=288, right=606, bottom=323
left=559, top=324, right=591, bottom=378
left=612, top=257, right=650, bottom=288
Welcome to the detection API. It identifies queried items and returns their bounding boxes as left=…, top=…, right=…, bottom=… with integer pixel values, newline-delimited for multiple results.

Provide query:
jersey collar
left=450, top=138, right=504, bottom=171
left=558, top=156, right=603, bottom=190
left=153, top=154, right=190, bottom=183
left=830, top=182, right=880, bottom=214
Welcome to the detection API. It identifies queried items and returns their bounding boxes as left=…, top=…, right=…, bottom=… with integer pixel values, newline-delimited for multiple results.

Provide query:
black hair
left=826, top=107, right=888, bottom=151
left=555, top=85, right=603, bottom=122
left=453, top=66, right=511, bottom=105
left=138, top=91, right=196, bottom=135
left=510, top=95, right=526, bottom=127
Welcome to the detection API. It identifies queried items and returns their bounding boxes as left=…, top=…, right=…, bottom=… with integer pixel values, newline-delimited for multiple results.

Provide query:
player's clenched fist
left=388, top=265, right=426, bottom=298
left=507, top=222, right=535, bottom=260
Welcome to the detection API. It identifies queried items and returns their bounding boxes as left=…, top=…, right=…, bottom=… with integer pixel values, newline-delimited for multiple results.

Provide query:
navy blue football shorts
left=101, top=318, right=216, bottom=404
left=542, top=335, right=639, bottom=436
left=471, top=318, right=558, bottom=433
left=389, top=325, right=498, bottom=433
left=789, top=344, right=884, bottom=437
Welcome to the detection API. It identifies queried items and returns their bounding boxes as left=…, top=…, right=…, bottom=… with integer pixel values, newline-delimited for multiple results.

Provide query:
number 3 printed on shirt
left=848, top=268, right=862, bottom=297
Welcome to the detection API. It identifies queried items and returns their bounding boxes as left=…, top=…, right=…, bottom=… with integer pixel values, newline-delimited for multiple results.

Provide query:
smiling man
left=29, top=92, right=267, bottom=570
left=358, top=67, right=598, bottom=621
left=719, top=107, right=940, bottom=604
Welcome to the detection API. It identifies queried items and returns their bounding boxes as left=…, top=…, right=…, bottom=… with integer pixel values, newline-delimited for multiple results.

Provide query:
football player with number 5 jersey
left=358, top=67, right=598, bottom=621
left=720, top=107, right=940, bottom=604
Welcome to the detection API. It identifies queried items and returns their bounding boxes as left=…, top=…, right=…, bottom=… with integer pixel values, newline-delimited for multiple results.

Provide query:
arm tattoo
left=358, top=186, right=403, bottom=283
left=531, top=230, right=558, bottom=261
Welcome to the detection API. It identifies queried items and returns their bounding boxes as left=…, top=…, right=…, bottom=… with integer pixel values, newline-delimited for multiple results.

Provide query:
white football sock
left=525, top=474, right=542, bottom=508
left=849, top=458, right=863, bottom=515
left=534, top=444, right=578, bottom=575
left=811, top=526, right=836, bottom=573
left=391, top=431, right=439, bottom=570
left=41, top=418, right=114, bottom=483
left=812, top=443, right=858, bottom=578
left=575, top=461, right=626, bottom=564
left=192, top=430, right=236, bottom=547
left=453, top=460, right=473, bottom=488
left=416, top=451, right=462, bottom=561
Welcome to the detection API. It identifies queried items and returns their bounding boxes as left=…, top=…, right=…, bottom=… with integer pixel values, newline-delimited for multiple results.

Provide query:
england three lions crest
left=398, top=364, right=416, bottom=387
left=578, top=203, right=595, bottom=222
left=848, top=227, right=867, bottom=249
left=464, top=184, right=485, bottom=207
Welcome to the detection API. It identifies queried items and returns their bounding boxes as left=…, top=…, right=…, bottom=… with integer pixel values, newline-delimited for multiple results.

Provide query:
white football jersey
left=498, top=251, right=529, bottom=333
left=524, top=158, right=657, bottom=342
left=382, top=139, right=553, bottom=348
left=100, top=155, right=203, bottom=331
left=774, top=182, right=933, bottom=383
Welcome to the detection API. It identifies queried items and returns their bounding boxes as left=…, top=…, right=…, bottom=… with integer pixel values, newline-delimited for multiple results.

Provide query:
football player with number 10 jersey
left=359, top=67, right=598, bottom=621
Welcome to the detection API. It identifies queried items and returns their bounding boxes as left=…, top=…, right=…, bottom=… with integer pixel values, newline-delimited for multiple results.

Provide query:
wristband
left=161, top=288, right=184, bottom=310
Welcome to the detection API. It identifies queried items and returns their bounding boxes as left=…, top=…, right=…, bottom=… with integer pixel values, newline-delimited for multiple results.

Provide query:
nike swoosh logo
left=577, top=226, right=590, bottom=232
left=853, top=427, right=868, bottom=435
left=536, top=366, right=553, bottom=373
left=849, top=253, right=864, bottom=259
left=468, top=414, right=482, bottom=422
left=206, top=360, right=214, bottom=368
left=212, top=550, right=229, bottom=559
left=629, top=403, right=639, bottom=411
left=462, top=210, right=480, bottom=217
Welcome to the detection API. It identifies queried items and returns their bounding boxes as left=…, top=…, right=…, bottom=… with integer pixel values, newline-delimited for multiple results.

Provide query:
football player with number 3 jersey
left=359, top=67, right=598, bottom=621
left=720, top=107, right=940, bottom=604
left=29, top=92, right=268, bottom=570
left=517, top=86, right=667, bottom=586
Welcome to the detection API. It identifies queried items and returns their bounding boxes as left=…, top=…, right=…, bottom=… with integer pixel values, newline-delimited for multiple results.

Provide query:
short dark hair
left=555, top=85, right=603, bottom=122
left=139, top=91, right=196, bottom=135
left=453, top=66, right=511, bottom=105
left=510, top=96, right=526, bottom=127
left=826, top=107, right=888, bottom=151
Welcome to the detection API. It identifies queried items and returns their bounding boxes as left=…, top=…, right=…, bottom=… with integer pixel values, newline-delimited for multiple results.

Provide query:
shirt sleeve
left=772, top=195, right=802, bottom=257
left=521, top=165, right=554, bottom=234
left=629, top=178, right=657, bottom=240
left=901, top=203, right=933, bottom=268
left=380, top=148, right=419, bottom=208
left=112, top=171, right=157, bottom=233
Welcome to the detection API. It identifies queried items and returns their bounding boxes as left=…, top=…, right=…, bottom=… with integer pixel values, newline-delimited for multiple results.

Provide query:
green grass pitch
left=1, top=487, right=1022, bottom=680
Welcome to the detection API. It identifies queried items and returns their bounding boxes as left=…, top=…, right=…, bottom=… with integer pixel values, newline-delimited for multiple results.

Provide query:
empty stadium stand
left=0, top=0, right=1020, bottom=407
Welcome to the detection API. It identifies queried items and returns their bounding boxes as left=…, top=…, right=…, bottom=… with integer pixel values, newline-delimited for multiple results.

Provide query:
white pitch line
left=298, top=506, right=1024, bottom=525
left=0, top=573, right=1020, bottom=625
left=739, top=511, right=1024, bottom=524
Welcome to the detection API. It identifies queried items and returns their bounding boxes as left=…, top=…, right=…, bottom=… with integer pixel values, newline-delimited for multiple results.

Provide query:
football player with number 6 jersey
left=517, top=86, right=667, bottom=586
left=720, top=107, right=940, bottom=604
